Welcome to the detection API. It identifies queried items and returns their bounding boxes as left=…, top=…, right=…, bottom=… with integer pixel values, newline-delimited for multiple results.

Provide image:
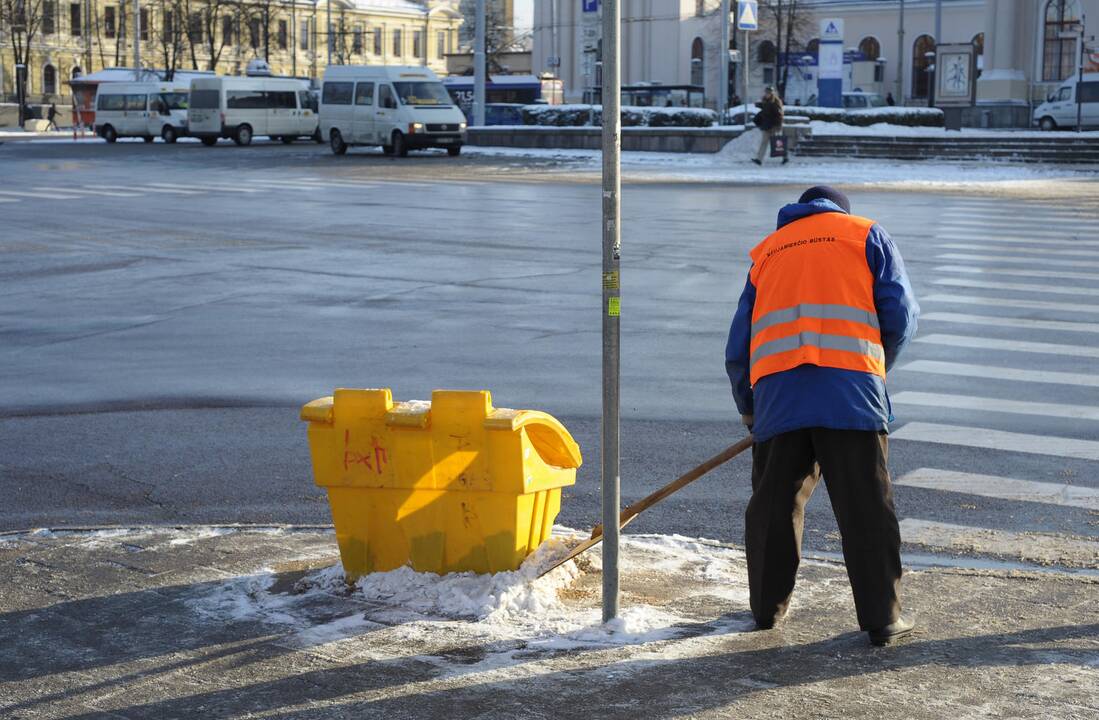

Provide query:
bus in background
left=442, top=74, right=564, bottom=124
left=188, top=76, right=320, bottom=146
left=93, top=80, right=192, bottom=143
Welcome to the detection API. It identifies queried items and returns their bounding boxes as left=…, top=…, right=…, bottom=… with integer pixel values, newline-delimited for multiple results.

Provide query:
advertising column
left=817, top=18, right=844, bottom=108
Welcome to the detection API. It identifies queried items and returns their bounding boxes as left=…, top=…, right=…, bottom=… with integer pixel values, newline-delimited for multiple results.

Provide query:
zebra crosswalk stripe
left=938, top=243, right=1099, bottom=258
left=892, top=389, right=1099, bottom=420
left=921, top=311, right=1099, bottom=334
left=891, top=421, right=1099, bottom=461
left=898, top=518, right=1099, bottom=569
left=935, top=264, right=1099, bottom=282
left=921, top=293, right=1099, bottom=314
left=932, top=277, right=1099, bottom=297
left=900, top=360, right=1099, bottom=388
left=938, top=252, right=1099, bottom=269
left=895, top=468, right=1099, bottom=510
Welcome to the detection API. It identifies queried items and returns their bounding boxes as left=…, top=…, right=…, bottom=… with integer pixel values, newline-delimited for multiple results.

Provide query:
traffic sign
left=737, top=0, right=758, bottom=30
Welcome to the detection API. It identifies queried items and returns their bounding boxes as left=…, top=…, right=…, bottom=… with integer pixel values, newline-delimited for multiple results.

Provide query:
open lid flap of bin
left=485, top=409, right=582, bottom=469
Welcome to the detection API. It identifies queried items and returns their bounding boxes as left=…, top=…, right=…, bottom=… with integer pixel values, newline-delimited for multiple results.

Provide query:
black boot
left=868, top=616, right=915, bottom=646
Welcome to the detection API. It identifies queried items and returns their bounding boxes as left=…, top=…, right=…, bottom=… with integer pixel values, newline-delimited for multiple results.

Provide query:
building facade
left=0, top=0, right=463, bottom=104
left=532, top=0, right=1099, bottom=126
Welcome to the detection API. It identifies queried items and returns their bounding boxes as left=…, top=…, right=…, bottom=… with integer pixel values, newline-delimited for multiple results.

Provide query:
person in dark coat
left=886, top=92, right=896, bottom=106
left=752, top=86, right=785, bottom=165
left=47, top=103, right=59, bottom=131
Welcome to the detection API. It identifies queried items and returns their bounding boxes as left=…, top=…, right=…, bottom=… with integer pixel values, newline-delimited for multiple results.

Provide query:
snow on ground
left=185, top=527, right=755, bottom=670
left=808, top=120, right=1099, bottom=139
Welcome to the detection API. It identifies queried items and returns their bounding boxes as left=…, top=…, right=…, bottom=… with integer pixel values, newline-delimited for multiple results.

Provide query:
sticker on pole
left=737, top=0, right=758, bottom=30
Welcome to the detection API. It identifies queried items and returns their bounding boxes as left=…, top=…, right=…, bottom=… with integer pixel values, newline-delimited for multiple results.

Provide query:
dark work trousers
left=745, top=427, right=902, bottom=631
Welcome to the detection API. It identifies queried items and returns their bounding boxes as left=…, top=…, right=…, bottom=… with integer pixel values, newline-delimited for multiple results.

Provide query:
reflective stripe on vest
left=748, top=212, right=884, bottom=386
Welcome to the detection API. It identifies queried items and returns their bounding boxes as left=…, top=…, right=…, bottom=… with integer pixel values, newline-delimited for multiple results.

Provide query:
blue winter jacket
left=724, top=198, right=919, bottom=443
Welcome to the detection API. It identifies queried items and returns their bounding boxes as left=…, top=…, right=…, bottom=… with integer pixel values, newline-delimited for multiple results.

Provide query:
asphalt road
left=2, top=139, right=1098, bottom=570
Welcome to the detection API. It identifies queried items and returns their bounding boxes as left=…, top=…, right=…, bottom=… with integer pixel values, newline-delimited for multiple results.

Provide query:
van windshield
left=393, top=81, right=452, bottom=106
left=190, top=89, right=220, bottom=109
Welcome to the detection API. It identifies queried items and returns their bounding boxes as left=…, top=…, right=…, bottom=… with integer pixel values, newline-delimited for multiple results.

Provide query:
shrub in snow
left=520, top=104, right=717, bottom=128
left=789, top=105, right=944, bottom=127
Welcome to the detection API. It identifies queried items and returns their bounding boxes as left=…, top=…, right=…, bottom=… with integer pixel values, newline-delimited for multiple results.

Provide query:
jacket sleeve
left=866, top=224, right=919, bottom=372
left=725, top=270, right=756, bottom=416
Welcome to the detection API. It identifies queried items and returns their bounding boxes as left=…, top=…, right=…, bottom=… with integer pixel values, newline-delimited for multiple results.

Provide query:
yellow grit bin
left=300, top=388, right=582, bottom=579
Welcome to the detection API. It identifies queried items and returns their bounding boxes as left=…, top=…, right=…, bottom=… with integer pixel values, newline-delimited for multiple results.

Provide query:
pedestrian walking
left=886, top=92, right=896, bottom=106
left=724, top=185, right=920, bottom=646
left=752, top=87, right=785, bottom=166
left=46, top=103, right=59, bottom=131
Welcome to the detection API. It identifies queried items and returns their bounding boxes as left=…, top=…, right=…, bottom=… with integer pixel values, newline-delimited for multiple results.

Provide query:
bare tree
left=0, top=0, right=47, bottom=124
left=149, top=0, right=187, bottom=78
left=759, top=0, right=814, bottom=100
left=458, top=0, right=522, bottom=73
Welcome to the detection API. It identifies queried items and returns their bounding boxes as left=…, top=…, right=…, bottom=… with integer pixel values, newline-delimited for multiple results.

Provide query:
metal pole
left=719, top=0, right=729, bottom=121
left=743, top=29, right=750, bottom=117
left=326, top=0, right=331, bottom=66
left=292, top=0, right=297, bottom=77
left=1077, top=15, right=1086, bottom=133
left=897, top=0, right=905, bottom=103
left=133, top=0, right=141, bottom=75
left=600, top=0, right=621, bottom=625
left=473, top=0, right=486, bottom=126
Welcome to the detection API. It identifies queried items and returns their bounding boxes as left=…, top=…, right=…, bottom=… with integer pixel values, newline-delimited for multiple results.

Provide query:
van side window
left=125, top=94, right=147, bottom=111
left=270, top=91, right=297, bottom=109
left=227, top=90, right=266, bottom=109
left=298, top=90, right=317, bottom=111
left=378, top=84, right=396, bottom=109
left=1057, top=86, right=1072, bottom=102
left=98, top=94, right=125, bottom=111
left=322, top=81, right=354, bottom=105
left=355, top=82, right=375, bottom=106
left=1079, top=82, right=1099, bottom=104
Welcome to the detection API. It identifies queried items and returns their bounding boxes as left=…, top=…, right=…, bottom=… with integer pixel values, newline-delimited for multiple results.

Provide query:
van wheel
left=281, top=135, right=296, bottom=144
left=330, top=129, right=348, bottom=155
left=381, top=144, right=394, bottom=155
left=102, top=125, right=118, bottom=143
left=392, top=131, right=408, bottom=157
left=234, top=124, right=253, bottom=146
left=162, top=126, right=178, bottom=144
left=1039, top=116, right=1057, bottom=131
left=201, top=137, right=218, bottom=146
left=447, top=145, right=462, bottom=157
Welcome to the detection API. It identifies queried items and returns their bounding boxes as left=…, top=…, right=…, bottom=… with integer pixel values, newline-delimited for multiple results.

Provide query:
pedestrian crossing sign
left=737, top=0, right=758, bottom=30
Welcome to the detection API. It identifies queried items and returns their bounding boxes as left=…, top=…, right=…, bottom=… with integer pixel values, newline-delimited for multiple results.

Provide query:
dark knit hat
left=798, top=185, right=851, bottom=213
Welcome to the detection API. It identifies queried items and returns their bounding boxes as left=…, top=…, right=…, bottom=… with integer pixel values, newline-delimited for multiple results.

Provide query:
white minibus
left=94, top=81, right=191, bottom=143
left=188, top=76, right=320, bottom=146
left=1034, top=73, right=1099, bottom=130
left=319, top=65, right=467, bottom=156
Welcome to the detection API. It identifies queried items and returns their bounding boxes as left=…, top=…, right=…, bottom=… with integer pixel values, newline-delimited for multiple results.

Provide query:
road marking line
left=95, top=185, right=205, bottom=195
left=38, top=187, right=141, bottom=198
left=898, top=518, right=1099, bottom=568
left=0, top=197, right=17, bottom=203
left=932, top=278, right=1099, bottom=297
left=896, top=468, right=1099, bottom=509
left=921, top=293, right=1099, bottom=314
left=936, top=264, right=1099, bottom=282
left=899, top=360, right=1099, bottom=388
left=931, top=235, right=1099, bottom=247
left=893, top=389, right=1099, bottom=420
left=938, top=243, right=1099, bottom=258
left=936, top=218, right=1099, bottom=234
left=938, top=252, right=1099, bottom=269
left=892, top=421, right=1099, bottom=461
left=253, top=178, right=379, bottom=188
left=0, top=189, right=84, bottom=200
left=921, top=311, right=1099, bottom=334
left=148, top=182, right=262, bottom=194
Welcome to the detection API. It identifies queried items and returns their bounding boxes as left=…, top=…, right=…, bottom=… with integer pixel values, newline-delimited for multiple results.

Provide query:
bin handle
left=300, top=396, right=334, bottom=424
left=485, top=410, right=582, bottom=469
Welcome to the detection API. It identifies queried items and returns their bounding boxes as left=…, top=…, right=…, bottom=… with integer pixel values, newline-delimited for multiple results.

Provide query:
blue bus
left=442, top=75, right=564, bottom=124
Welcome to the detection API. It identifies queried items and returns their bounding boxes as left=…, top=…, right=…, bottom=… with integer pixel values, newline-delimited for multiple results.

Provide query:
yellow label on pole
left=602, top=271, right=620, bottom=290
left=608, top=296, right=620, bottom=317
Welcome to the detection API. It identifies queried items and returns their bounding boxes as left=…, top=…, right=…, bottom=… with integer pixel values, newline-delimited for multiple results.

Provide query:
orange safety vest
left=748, top=212, right=885, bottom=386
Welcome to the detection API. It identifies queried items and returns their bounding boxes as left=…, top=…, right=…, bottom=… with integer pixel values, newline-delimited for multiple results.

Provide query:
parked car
left=187, top=76, right=319, bottom=146
left=319, top=65, right=467, bottom=157
left=1034, top=73, right=1099, bottom=130
left=94, top=80, right=191, bottom=143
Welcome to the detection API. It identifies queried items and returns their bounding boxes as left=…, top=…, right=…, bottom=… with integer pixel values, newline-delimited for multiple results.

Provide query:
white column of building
left=976, top=0, right=1029, bottom=120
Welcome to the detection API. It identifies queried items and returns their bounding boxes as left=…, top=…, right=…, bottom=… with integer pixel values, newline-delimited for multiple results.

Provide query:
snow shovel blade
left=536, top=435, right=753, bottom=579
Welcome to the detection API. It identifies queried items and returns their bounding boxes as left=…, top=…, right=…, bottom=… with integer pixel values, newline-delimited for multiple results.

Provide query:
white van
left=319, top=65, right=467, bottom=157
left=1034, top=73, right=1099, bottom=130
left=94, top=81, right=191, bottom=143
left=187, top=76, right=320, bottom=146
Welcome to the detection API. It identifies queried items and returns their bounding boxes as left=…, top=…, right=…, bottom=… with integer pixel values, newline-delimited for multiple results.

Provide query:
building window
left=41, top=1, right=55, bottom=34
left=690, top=37, right=704, bottom=86
left=972, top=32, right=984, bottom=75
left=392, top=28, right=402, bottom=56
left=70, top=2, right=81, bottom=35
left=696, top=0, right=705, bottom=17
left=249, top=18, right=262, bottom=49
left=43, top=65, right=57, bottom=95
left=911, top=34, right=935, bottom=98
left=222, top=15, right=234, bottom=44
left=353, top=25, right=363, bottom=54
left=140, top=7, right=149, bottom=40
left=374, top=27, right=383, bottom=55
left=413, top=30, right=423, bottom=58
left=278, top=19, right=288, bottom=49
left=300, top=20, right=309, bottom=50
left=757, top=39, right=776, bottom=64
left=71, top=65, right=82, bottom=78
left=1043, top=0, right=1080, bottom=81
left=188, top=12, right=203, bottom=43
left=806, top=38, right=819, bottom=56
left=437, top=30, right=446, bottom=58
left=104, top=6, right=116, bottom=38
left=762, top=66, right=774, bottom=84
left=858, top=36, right=880, bottom=61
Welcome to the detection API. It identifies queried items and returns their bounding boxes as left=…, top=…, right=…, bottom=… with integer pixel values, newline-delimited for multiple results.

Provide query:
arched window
left=757, top=39, right=776, bottom=64
left=859, top=36, right=880, bottom=61
left=71, top=66, right=83, bottom=79
left=43, top=64, right=57, bottom=95
left=911, top=34, right=935, bottom=98
left=691, top=37, right=704, bottom=86
left=1043, top=0, right=1080, bottom=81
left=806, top=38, right=820, bottom=56
left=971, top=32, right=984, bottom=74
